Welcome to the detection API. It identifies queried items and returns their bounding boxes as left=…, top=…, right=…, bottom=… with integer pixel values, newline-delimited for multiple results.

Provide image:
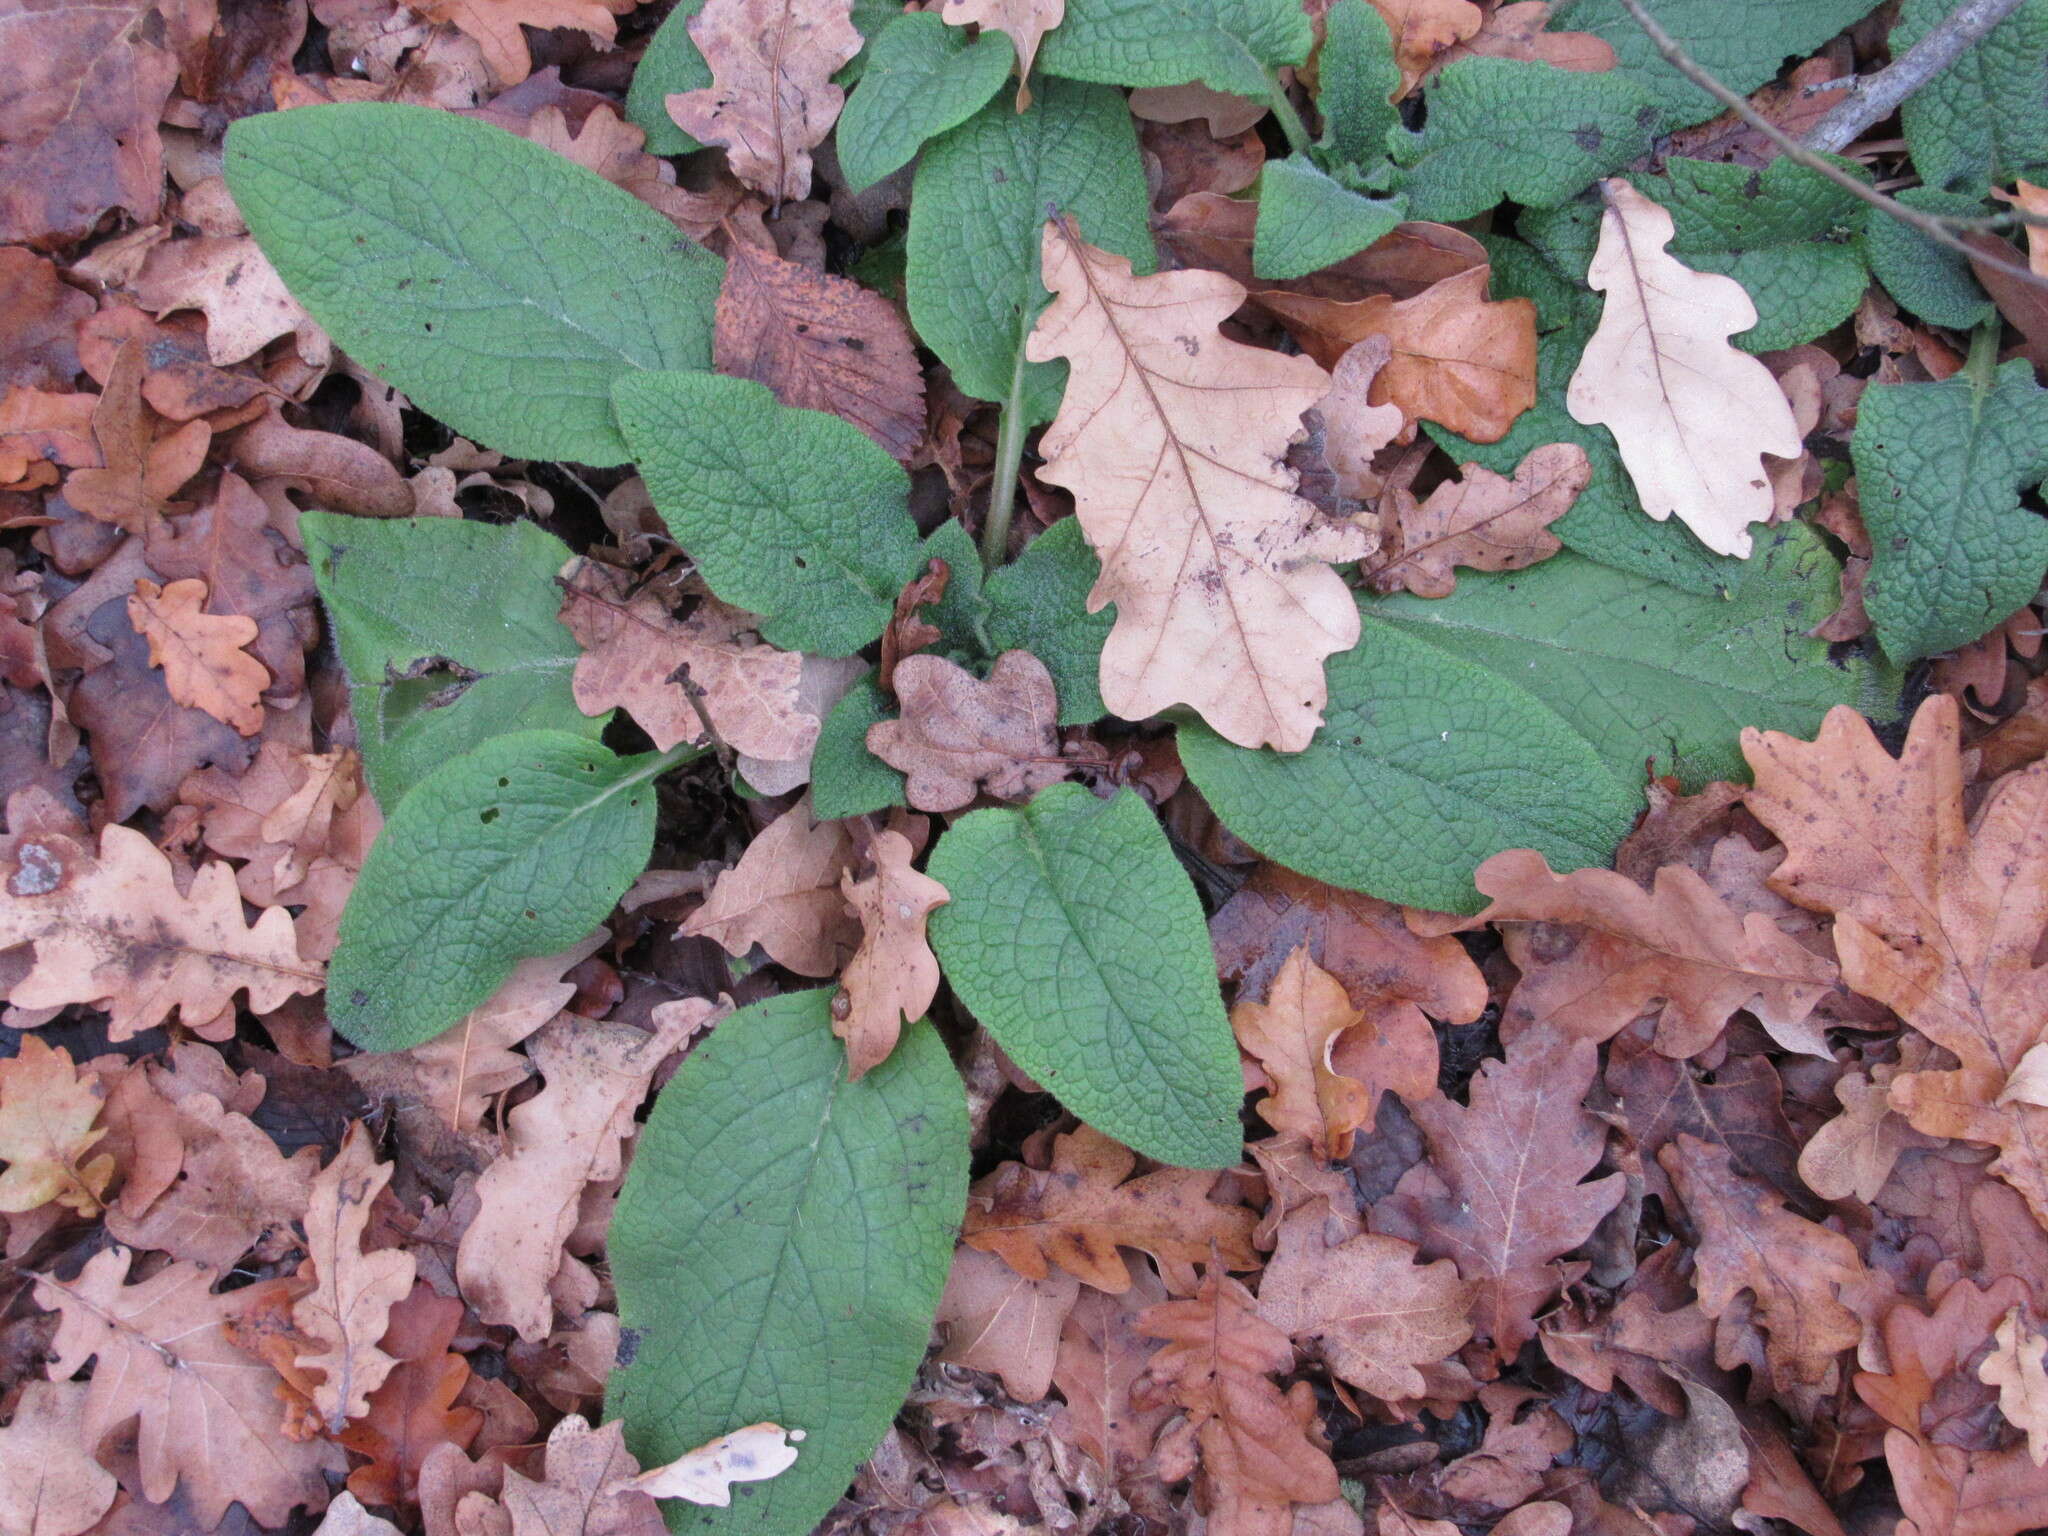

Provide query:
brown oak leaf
left=1027, top=222, right=1372, bottom=751
left=482, top=1413, right=669, bottom=1534
left=0, top=1381, right=119, bottom=1536
left=1440, top=2, right=1616, bottom=72
left=129, top=235, right=324, bottom=368
left=1050, top=1263, right=1172, bottom=1475
left=339, top=1286, right=485, bottom=1508
left=0, top=1036, right=113, bottom=1216
left=934, top=1243, right=1082, bottom=1404
left=1982, top=1307, right=2048, bottom=1466
left=835, top=829, right=948, bottom=1078
left=413, top=0, right=636, bottom=87
left=0, top=248, right=94, bottom=392
left=963, top=1126, right=1259, bottom=1293
left=64, top=340, right=212, bottom=533
left=103, top=1090, right=320, bottom=1268
left=126, top=577, right=270, bottom=737
left=1231, top=945, right=1374, bottom=1160
left=681, top=800, right=868, bottom=977
left=1366, top=0, right=1483, bottom=94
left=866, top=651, right=1068, bottom=812
left=294, top=1123, right=416, bottom=1432
left=1366, top=443, right=1587, bottom=597
left=666, top=0, right=863, bottom=203
left=941, top=0, right=1064, bottom=102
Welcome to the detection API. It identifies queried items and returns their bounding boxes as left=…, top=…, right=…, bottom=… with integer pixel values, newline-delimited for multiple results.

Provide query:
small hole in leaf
left=793, top=554, right=807, bottom=569
left=524, top=908, right=537, bottom=919
left=480, top=808, right=499, bottom=824
left=498, top=777, right=509, bottom=787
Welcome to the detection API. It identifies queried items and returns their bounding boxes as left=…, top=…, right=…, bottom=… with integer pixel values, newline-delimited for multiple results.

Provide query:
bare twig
left=1805, top=0, right=2030, bottom=153
left=1614, top=0, right=2048, bottom=293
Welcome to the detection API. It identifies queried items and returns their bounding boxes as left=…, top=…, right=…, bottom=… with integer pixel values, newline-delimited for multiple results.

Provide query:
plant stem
left=981, top=318, right=1036, bottom=570
left=1263, top=66, right=1314, bottom=157
left=1965, top=318, right=2001, bottom=401
left=1805, top=0, right=2030, bottom=154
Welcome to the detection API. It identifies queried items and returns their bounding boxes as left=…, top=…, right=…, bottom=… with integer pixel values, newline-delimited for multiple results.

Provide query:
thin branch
left=1805, top=0, right=2030, bottom=153
left=1614, top=0, right=2048, bottom=294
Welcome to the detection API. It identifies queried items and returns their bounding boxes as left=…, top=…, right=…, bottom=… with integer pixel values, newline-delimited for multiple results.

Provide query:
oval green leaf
left=608, top=992, right=968, bottom=1536
left=837, top=13, right=1015, bottom=192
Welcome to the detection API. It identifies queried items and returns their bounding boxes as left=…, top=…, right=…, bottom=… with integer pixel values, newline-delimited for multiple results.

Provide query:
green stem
left=626, top=738, right=711, bottom=788
left=1264, top=66, right=1313, bottom=156
left=1965, top=318, right=2001, bottom=398
left=981, top=317, right=1036, bottom=570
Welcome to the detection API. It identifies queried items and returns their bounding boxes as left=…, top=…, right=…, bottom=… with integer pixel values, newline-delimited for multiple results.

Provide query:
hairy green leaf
left=982, top=519, right=1113, bottom=723
left=624, top=0, right=711, bottom=155
left=1896, top=0, right=2048, bottom=193
left=612, top=372, right=927, bottom=656
left=1255, top=156, right=1404, bottom=279
left=223, top=103, right=721, bottom=465
left=1038, top=0, right=1312, bottom=96
left=907, top=81, right=1154, bottom=423
left=609, top=993, right=967, bottom=1536
left=838, top=14, right=1015, bottom=192
left=301, top=514, right=596, bottom=806
left=812, top=679, right=906, bottom=819
left=328, top=731, right=671, bottom=1052
left=1861, top=188, right=1996, bottom=330
left=1181, top=618, right=1638, bottom=913
left=1853, top=360, right=2048, bottom=663
left=1317, top=0, right=1399, bottom=168
left=928, top=785, right=1243, bottom=1166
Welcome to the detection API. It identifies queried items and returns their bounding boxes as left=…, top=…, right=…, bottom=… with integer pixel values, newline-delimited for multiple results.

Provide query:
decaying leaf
left=1367, top=444, right=1587, bottom=597
left=0, top=1381, right=118, bottom=1536
left=1027, top=222, right=1372, bottom=751
left=413, top=0, right=636, bottom=88
left=127, top=577, right=270, bottom=737
left=1231, top=945, right=1374, bottom=1160
left=1566, top=180, right=1802, bottom=557
left=0, top=1036, right=114, bottom=1216
left=680, top=799, right=863, bottom=976
left=866, top=651, right=1068, bottom=812
left=632, top=1420, right=805, bottom=1506
left=1983, top=1307, right=2048, bottom=1467
left=834, top=830, right=948, bottom=1077
left=293, top=1123, right=416, bottom=1432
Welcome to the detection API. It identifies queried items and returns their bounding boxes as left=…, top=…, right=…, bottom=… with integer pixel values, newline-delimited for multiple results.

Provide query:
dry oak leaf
left=339, top=1286, right=485, bottom=1508
left=1231, top=945, right=1374, bottom=1160
left=877, top=559, right=950, bottom=697
left=631, top=1422, right=803, bottom=1508
left=414, top=0, right=636, bottom=87
left=63, top=340, right=211, bottom=534
left=835, top=829, right=949, bottom=1078
left=1440, top=2, right=1616, bottom=73
left=1136, top=1268, right=1341, bottom=1520
left=1743, top=696, right=2048, bottom=1227
left=1982, top=1307, right=2048, bottom=1467
left=294, top=1123, right=416, bottom=1432
left=1566, top=180, right=1801, bottom=558
left=679, top=798, right=863, bottom=977
left=0, top=1036, right=114, bottom=1217
left=667, top=0, right=863, bottom=204
left=1797, top=1059, right=1933, bottom=1204
left=1315, top=336, right=1409, bottom=503
left=459, top=1413, right=666, bottom=1534
left=457, top=1005, right=707, bottom=1342
left=557, top=559, right=815, bottom=760
left=934, top=1243, right=1082, bottom=1404
left=1255, top=1203, right=1474, bottom=1403
left=1027, top=222, right=1372, bottom=752
left=1257, top=264, right=1538, bottom=443
left=0, top=826, right=322, bottom=1041
left=1372, top=1024, right=1623, bottom=1360
left=126, top=578, right=270, bottom=737
left=716, top=235, right=926, bottom=460
left=942, top=0, right=1062, bottom=101
left=1661, top=1135, right=1867, bottom=1391
left=866, top=651, right=1068, bottom=812
left=1411, top=848, right=1838, bottom=1060
left=963, top=1125, right=1260, bottom=1293
left=129, top=235, right=325, bottom=368
left=0, top=1381, right=118, bottom=1536
left=1051, top=1262, right=1173, bottom=1473
left=1367, top=0, right=1483, bottom=95
left=1366, top=443, right=1587, bottom=597
left=35, top=1247, right=343, bottom=1528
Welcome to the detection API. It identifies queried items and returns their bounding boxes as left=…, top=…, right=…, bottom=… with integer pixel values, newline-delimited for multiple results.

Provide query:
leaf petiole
left=1263, top=65, right=1314, bottom=157
left=980, top=306, right=1038, bottom=570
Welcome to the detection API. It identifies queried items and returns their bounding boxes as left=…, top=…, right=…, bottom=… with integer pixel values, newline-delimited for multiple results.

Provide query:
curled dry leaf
left=866, top=651, right=1069, bottom=812
left=64, top=339, right=212, bottom=533
left=1367, top=443, right=1587, bottom=597
left=1231, top=945, right=1373, bottom=1160
left=963, top=1126, right=1260, bottom=1293
left=127, top=577, right=270, bottom=737
left=1566, top=180, right=1802, bottom=558
left=667, top=0, right=864, bottom=203
left=1028, top=222, right=1372, bottom=751
left=0, top=1036, right=113, bottom=1216
left=129, top=234, right=324, bottom=368
left=413, top=0, right=636, bottom=88
left=834, top=829, right=949, bottom=1078
left=681, top=798, right=864, bottom=977
left=1316, top=335, right=1408, bottom=503
left=293, top=1123, right=417, bottom=1432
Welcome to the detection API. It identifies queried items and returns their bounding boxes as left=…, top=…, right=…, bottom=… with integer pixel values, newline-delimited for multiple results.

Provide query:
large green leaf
left=1038, top=0, right=1312, bottom=96
left=624, top=0, right=711, bottom=155
left=1316, top=0, right=1399, bottom=168
left=1862, top=189, right=1996, bottom=330
left=1366, top=523, right=1896, bottom=791
left=1896, top=0, right=2048, bottom=194
left=223, top=103, right=721, bottom=465
left=1254, top=157, right=1404, bottom=280
left=328, top=731, right=671, bottom=1052
left=927, top=785, right=1243, bottom=1168
left=837, top=13, right=1015, bottom=191
left=1853, top=360, right=2048, bottom=663
left=1392, top=57, right=1655, bottom=222
left=608, top=993, right=967, bottom=1536
left=981, top=519, right=1112, bottom=722
left=301, top=514, right=597, bottom=806
left=1552, top=0, right=1884, bottom=128
left=612, top=372, right=927, bottom=656
left=906, top=80, right=1154, bottom=423
left=1181, top=619, right=1638, bottom=913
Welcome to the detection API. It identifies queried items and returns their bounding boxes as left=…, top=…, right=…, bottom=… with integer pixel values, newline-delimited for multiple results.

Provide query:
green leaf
left=1317, top=0, right=1400, bottom=168
left=328, top=731, right=672, bottom=1052
left=300, top=514, right=596, bottom=806
left=1254, top=157, right=1404, bottom=280
left=1853, top=360, right=2048, bottom=663
left=612, top=372, right=927, bottom=656
left=1862, top=188, right=1996, bottom=330
left=1427, top=318, right=1744, bottom=596
left=1038, top=0, right=1312, bottom=96
left=927, top=784, right=1243, bottom=1166
left=1181, top=617, right=1639, bottom=913
left=1366, top=523, right=1896, bottom=791
left=1896, top=0, right=2048, bottom=193
left=624, top=0, right=710, bottom=155
left=1391, top=57, right=1655, bottom=222
left=1551, top=0, right=1885, bottom=128
left=837, top=14, right=1015, bottom=192
left=812, top=679, right=907, bottom=819
left=907, top=80, right=1154, bottom=423
left=1634, top=156, right=1867, bottom=351
left=608, top=992, right=967, bottom=1536
left=983, top=519, right=1112, bottom=723
left=223, top=103, right=721, bottom=466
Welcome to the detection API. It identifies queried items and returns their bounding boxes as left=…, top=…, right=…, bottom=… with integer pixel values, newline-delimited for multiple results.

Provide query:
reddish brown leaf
left=834, top=829, right=948, bottom=1078
left=1366, top=444, right=1586, bottom=597
left=1231, top=946, right=1374, bottom=1160
left=339, top=1286, right=486, bottom=1508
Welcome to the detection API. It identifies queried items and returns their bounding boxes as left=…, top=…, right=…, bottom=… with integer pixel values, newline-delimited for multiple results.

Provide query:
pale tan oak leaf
left=934, top=1243, right=1081, bottom=1403
left=866, top=650, right=1069, bottom=812
left=941, top=0, right=1064, bottom=105
left=293, top=1123, right=417, bottom=1432
left=666, top=0, right=863, bottom=204
left=680, top=798, right=863, bottom=977
left=0, top=1037, right=113, bottom=1216
left=0, top=1381, right=118, bottom=1536
left=1027, top=221, right=1371, bottom=751
left=1982, top=1307, right=2048, bottom=1466
left=127, top=576, right=270, bottom=736
left=1230, top=945, right=1374, bottom=1161
left=835, top=829, right=948, bottom=1078
left=1367, top=443, right=1587, bottom=597
left=1566, top=179, right=1801, bottom=558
